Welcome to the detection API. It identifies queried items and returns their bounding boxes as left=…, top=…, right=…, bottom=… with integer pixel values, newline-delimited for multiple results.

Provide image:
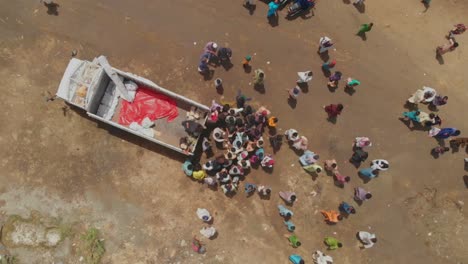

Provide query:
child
left=242, top=55, right=252, bottom=69
left=288, top=86, right=301, bottom=100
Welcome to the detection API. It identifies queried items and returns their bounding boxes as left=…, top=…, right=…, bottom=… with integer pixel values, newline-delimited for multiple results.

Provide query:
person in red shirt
left=324, top=104, right=344, bottom=119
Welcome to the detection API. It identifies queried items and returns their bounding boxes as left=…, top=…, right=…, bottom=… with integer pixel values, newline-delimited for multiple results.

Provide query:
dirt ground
left=0, top=0, right=467, bottom=263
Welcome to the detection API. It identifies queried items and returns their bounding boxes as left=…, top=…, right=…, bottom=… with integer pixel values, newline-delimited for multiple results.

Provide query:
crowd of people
left=182, top=2, right=465, bottom=264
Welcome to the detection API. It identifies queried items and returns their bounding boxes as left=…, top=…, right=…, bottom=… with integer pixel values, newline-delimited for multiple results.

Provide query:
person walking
left=437, top=37, right=459, bottom=56
left=357, top=23, right=374, bottom=35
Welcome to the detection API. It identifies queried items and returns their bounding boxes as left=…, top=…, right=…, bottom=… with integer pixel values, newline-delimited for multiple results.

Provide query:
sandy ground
left=0, top=0, right=467, bottom=263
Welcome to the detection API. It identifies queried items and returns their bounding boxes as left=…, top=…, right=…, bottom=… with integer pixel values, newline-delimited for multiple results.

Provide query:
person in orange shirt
left=321, top=210, right=342, bottom=224
left=268, top=116, right=278, bottom=128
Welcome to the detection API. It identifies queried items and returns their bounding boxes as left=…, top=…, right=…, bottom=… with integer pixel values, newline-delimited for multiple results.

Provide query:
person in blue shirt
left=267, top=0, right=279, bottom=17
left=359, top=167, right=379, bottom=182
left=339, top=202, right=356, bottom=215
left=434, top=128, right=460, bottom=139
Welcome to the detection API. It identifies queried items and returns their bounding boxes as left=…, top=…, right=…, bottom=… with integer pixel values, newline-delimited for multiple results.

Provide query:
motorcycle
left=286, top=0, right=315, bottom=18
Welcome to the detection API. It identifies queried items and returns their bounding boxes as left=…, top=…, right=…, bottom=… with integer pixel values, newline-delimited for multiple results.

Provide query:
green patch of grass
left=81, top=228, right=105, bottom=264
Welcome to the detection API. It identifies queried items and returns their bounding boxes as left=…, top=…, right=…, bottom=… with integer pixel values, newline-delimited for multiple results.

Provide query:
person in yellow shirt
left=192, top=164, right=206, bottom=181
left=268, top=116, right=278, bottom=128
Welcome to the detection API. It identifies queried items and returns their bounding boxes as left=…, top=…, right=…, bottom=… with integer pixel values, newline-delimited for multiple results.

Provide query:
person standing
left=357, top=23, right=374, bottom=35
left=327, top=71, right=342, bottom=88
left=430, top=95, right=448, bottom=108
left=357, top=231, right=377, bottom=248
left=359, top=167, right=379, bottom=181
left=279, top=191, right=297, bottom=204
left=318, top=36, right=334, bottom=53
left=288, top=86, right=301, bottom=100
left=354, top=187, right=372, bottom=202
left=297, top=71, right=313, bottom=84
left=324, top=104, right=344, bottom=119
left=267, top=0, right=280, bottom=18
left=324, top=237, right=343, bottom=250
left=371, top=159, right=389, bottom=171
left=345, top=78, right=361, bottom=89
left=254, top=69, right=265, bottom=85
left=322, top=60, right=336, bottom=72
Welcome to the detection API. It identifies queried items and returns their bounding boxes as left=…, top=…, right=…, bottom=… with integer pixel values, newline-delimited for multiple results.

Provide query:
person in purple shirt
left=434, top=128, right=460, bottom=139
left=359, top=167, right=379, bottom=182
left=354, top=187, right=372, bottom=202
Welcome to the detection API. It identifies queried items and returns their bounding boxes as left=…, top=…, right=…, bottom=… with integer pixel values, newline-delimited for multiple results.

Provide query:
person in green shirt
left=285, top=234, right=301, bottom=248
left=357, top=23, right=374, bottom=35
left=254, top=69, right=265, bottom=86
left=324, top=237, right=343, bottom=250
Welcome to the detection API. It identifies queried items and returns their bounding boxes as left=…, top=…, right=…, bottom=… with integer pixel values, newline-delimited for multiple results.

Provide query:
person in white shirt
left=371, top=159, right=389, bottom=171
left=357, top=231, right=377, bottom=248
left=318, top=37, right=334, bottom=53
left=297, top=71, right=313, bottom=83
left=312, top=250, right=333, bottom=264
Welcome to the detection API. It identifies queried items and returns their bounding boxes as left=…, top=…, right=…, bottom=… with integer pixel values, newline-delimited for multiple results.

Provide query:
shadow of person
left=327, top=84, right=338, bottom=93
left=463, top=175, right=468, bottom=187
left=321, top=67, right=331, bottom=77
left=430, top=148, right=440, bottom=159
left=254, top=83, right=266, bottom=94
left=297, top=82, right=309, bottom=93
left=357, top=32, right=367, bottom=41
left=220, top=60, right=234, bottom=71
left=344, top=86, right=356, bottom=96
left=216, top=85, right=224, bottom=95
left=243, top=64, right=252, bottom=73
left=353, top=2, right=365, bottom=13
left=318, top=51, right=330, bottom=62
left=202, top=70, right=214, bottom=81
left=358, top=172, right=371, bottom=184
left=435, top=52, right=444, bottom=65
left=44, top=1, right=60, bottom=16
left=268, top=15, right=279, bottom=27
left=287, top=97, right=297, bottom=109
left=422, top=1, right=430, bottom=12
left=403, top=101, right=418, bottom=110
left=342, top=0, right=351, bottom=3
left=243, top=3, right=257, bottom=15
left=327, top=116, right=337, bottom=124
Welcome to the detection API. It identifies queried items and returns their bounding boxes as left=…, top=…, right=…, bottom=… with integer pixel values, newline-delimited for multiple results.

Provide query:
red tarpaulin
left=118, top=87, right=179, bottom=125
